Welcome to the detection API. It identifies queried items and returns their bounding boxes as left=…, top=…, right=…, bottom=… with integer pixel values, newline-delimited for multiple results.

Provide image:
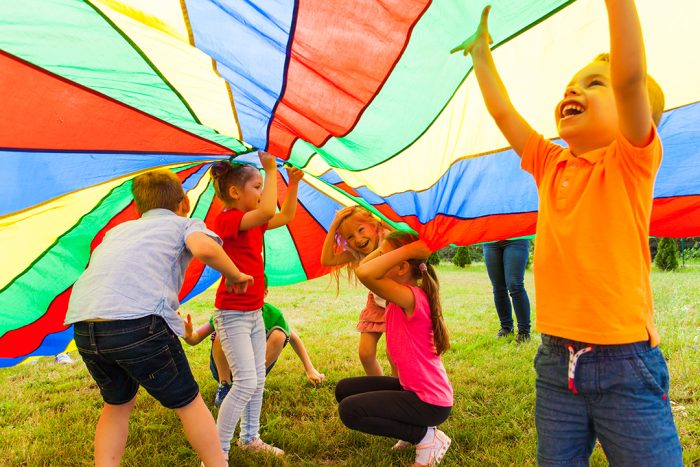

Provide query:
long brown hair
left=384, top=231, right=450, bottom=355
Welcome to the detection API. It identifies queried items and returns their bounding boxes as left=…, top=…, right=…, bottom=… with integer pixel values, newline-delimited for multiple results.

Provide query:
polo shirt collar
left=557, top=145, right=606, bottom=165
left=142, top=208, right=177, bottom=218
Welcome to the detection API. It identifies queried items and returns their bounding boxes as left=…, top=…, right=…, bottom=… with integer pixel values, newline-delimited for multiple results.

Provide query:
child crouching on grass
left=182, top=276, right=325, bottom=406
left=64, top=169, right=253, bottom=467
left=335, top=231, right=453, bottom=466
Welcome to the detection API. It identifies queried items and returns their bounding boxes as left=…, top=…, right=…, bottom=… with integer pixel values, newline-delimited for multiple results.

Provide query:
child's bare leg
left=174, top=393, right=227, bottom=466
left=359, top=331, right=383, bottom=376
left=212, top=335, right=231, bottom=384
left=265, top=329, right=287, bottom=369
left=94, top=396, right=136, bottom=467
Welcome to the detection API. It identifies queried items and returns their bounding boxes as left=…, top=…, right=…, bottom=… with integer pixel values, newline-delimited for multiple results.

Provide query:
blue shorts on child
left=74, top=315, right=199, bottom=409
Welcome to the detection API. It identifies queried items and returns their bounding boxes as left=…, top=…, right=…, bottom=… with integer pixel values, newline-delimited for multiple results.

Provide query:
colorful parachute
left=2, top=0, right=699, bottom=366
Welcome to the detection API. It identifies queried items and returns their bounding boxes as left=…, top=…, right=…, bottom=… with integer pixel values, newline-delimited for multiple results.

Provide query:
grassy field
left=1, top=263, right=699, bottom=466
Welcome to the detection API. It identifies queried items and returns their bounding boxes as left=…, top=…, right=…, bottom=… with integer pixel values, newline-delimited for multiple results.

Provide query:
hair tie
left=418, top=262, right=428, bottom=272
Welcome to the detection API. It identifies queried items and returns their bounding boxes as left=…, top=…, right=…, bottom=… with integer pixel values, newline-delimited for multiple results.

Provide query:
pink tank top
left=385, top=286, right=453, bottom=407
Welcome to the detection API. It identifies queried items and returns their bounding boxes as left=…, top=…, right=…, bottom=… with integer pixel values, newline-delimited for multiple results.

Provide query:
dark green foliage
left=427, top=252, right=440, bottom=266
left=453, top=246, right=471, bottom=268
left=655, top=237, right=679, bottom=271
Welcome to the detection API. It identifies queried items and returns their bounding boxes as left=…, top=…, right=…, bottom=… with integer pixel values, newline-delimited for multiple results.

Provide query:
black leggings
left=335, top=376, right=451, bottom=444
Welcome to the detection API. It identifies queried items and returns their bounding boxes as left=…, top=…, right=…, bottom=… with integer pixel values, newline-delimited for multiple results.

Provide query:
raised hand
left=286, top=166, right=304, bottom=184
left=331, top=206, right=357, bottom=226
left=450, top=5, right=493, bottom=56
left=258, top=150, right=278, bottom=171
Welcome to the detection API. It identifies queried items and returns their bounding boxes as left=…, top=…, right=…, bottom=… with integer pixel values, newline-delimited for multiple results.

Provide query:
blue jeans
left=214, top=309, right=267, bottom=453
left=482, top=239, right=531, bottom=332
left=535, top=334, right=683, bottom=466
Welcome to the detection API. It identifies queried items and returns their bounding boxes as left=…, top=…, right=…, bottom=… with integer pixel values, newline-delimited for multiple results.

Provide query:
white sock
left=417, top=426, right=435, bottom=446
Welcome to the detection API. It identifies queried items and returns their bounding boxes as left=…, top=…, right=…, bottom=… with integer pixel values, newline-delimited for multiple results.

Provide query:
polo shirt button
left=562, top=181, right=569, bottom=187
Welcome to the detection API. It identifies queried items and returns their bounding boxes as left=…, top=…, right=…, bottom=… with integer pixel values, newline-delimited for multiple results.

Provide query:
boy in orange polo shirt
left=453, top=2, right=682, bottom=465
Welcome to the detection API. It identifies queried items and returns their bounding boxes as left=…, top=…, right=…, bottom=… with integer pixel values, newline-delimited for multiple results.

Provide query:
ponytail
left=415, top=260, right=450, bottom=355
left=384, top=231, right=450, bottom=355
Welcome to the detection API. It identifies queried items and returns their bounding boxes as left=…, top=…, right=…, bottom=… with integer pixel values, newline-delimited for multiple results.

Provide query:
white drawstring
left=567, top=343, right=593, bottom=394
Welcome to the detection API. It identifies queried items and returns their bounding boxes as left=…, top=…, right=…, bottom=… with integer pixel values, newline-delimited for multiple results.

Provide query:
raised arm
left=239, top=151, right=279, bottom=231
left=451, top=6, right=534, bottom=156
left=289, top=330, right=325, bottom=385
left=268, top=167, right=303, bottom=230
left=605, top=0, right=653, bottom=146
left=186, top=232, right=253, bottom=293
left=356, top=240, right=431, bottom=314
left=320, top=206, right=357, bottom=266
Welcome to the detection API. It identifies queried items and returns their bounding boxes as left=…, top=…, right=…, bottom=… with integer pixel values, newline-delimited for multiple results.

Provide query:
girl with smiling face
left=321, top=206, right=396, bottom=376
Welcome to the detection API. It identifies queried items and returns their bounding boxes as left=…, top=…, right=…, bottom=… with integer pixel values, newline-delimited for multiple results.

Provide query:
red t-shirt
left=214, top=209, right=267, bottom=311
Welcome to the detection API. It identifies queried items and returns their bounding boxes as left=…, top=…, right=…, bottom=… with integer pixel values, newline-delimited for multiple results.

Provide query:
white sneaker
left=414, top=428, right=451, bottom=466
left=55, top=353, right=74, bottom=364
left=236, top=437, right=284, bottom=456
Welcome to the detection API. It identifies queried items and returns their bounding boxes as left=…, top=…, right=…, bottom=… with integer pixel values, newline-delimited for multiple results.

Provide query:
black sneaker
left=516, top=331, right=531, bottom=343
left=496, top=328, right=513, bottom=338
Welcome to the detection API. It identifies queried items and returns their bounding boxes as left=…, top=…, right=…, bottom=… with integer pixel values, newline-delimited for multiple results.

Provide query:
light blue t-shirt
left=64, top=209, right=221, bottom=336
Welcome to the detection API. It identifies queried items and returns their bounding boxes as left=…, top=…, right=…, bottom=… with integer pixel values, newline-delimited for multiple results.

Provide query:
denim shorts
left=74, top=315, right=199, bottom=409
left=535, top=334, right=683, bottom=466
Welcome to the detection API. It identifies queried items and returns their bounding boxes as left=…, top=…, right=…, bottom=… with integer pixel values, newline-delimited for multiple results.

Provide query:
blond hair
left=132, top=169, right=184, bottom=213
left=331, top=206, right=389, bottom=293
left=592, top=53, right=665, bottom=126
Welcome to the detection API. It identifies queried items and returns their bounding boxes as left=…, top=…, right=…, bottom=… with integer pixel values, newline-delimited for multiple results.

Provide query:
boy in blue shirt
left=65, top=169, right=252, bottom=467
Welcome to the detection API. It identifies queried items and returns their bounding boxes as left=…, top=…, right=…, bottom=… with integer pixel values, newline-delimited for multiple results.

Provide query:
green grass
left=1, top=264, right=699, bottom=466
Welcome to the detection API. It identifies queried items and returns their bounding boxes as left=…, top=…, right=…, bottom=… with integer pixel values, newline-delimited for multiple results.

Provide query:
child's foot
left=392, top=440, right=412, bottom=451
left=213, top=382, right=231, bottom=407
left=414, top=428, right=450, bottom=466
left=236, top=437, right=284, bottom=456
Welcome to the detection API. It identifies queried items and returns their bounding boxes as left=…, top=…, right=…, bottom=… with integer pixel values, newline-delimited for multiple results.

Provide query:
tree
left=427, top=252, right=440, bottom=266
left=655, top=237, right=679, bottom=271
left=453, top=246, right=471, bottom=268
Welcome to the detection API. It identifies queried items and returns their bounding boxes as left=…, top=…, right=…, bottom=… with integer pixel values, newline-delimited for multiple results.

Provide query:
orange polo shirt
left=521, top=129, right=661, bottom=346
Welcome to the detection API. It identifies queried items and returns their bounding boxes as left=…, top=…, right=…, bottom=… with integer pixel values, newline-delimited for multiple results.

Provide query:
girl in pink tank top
left=335, top=231, right=453, bottom=466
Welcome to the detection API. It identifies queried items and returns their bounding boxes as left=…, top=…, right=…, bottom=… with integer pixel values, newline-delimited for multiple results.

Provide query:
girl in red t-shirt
left=209, top=151, right=303, bottom=460
left=321, top=206, right=396, bottom=376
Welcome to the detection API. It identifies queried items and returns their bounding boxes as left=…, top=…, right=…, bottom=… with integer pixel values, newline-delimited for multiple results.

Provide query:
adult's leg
left=94, top=397, right=136, bottom=467
left=336, top=376, right=450, bottom=444
left=483, top=242, right=513, bottom=331
left=175, top=394, right=227, bottom=466
left=502, top=239, right=531, bottom=332
left=358, top=331, right=383, bottom=376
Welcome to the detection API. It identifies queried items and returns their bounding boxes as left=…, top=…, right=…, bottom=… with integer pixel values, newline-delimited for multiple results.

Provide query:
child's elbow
left=356, top=266, right=370, bottom=283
